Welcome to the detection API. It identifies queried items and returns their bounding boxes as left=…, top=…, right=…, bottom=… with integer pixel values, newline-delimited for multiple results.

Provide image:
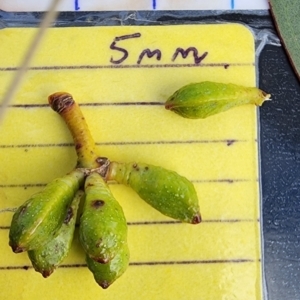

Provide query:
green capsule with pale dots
left=165, top=81, right=270, bottom=119
left=79, top=172, right=128, bottom=264
left=27, top=190, right=84, bottom=278
left=9, top=169, right=84, bottom=253
left=107, top=161, right=201, bottom=224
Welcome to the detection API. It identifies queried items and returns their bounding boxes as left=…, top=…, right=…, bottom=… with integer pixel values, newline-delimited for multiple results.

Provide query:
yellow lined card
left=0, top=24, right=262, bottom=299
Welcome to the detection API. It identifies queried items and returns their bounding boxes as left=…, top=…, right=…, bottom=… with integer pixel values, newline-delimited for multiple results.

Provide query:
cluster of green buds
left=9, top=91, right=201, bottom=288
left=9, top=81, right=269, bottom=287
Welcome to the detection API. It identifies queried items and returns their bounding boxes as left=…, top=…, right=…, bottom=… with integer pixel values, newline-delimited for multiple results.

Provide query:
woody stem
left=48, top=92, right=101, bottom=169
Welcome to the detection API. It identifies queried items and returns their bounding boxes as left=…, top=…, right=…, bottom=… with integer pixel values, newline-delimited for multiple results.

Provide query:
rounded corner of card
left=229, top=23, right=256, bottom=43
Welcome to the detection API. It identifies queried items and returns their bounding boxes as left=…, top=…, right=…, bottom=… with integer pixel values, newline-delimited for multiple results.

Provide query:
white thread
left=0, top=0, right=61, bottom=125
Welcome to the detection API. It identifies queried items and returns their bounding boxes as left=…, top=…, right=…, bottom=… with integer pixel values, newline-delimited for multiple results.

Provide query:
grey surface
left=260, top=44, right=300, bottom=300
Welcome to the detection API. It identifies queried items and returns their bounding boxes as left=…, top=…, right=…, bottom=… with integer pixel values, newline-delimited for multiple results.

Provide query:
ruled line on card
left=6, top=102, right=164, bottom=108
left=0, top=62, right=254, bottom=72
left=0, top=183, right=47, bottom=188
left=128, top=218, right=260, bottom=225
left=193, top=178, right=256, bottom=184
left=0, top=218, right=260, bottom=230
left=0, top=178, right=257, bottom=189
left=130, top=258, right=260, bottom=266
left=0, top=258, right=260, bottom=271
left=0, top=139, right=249, bottom=149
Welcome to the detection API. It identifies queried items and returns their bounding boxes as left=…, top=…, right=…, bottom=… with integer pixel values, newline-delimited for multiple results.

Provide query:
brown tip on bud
left=191, top=213, right=202, bottom=224
left=48, top=92, right=74, bottom=114
left=11, top=244, right=26, bottom=253
left=165, top=103, right=173, bottom=110
left=42, top=270, right=53, bottom=278
left=99, top=280, right=110, bottom=289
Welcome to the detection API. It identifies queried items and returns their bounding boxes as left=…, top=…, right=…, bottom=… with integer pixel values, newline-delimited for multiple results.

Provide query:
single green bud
left=79, top=172, right=127, bottom=264
left=28, top=190, right=84, bottom=278
left=165, top=81, right=271, bottom=119
left=108, top=162, right=201, bottom=224
left=9, top=169, right=84, bottom=253
left=86, top=243, right=130, bottom=289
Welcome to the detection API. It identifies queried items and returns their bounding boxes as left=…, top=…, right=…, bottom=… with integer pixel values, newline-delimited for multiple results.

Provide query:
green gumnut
left=79, top=172, right=127, bottom=264
left=28, top=190, right=84, bottom=278
left=9, top=169, right=84, bottom=253
left=165, top=81, right=270, bottom=119
left=86, top=243, right=130, bottom=289
left=109, top=162, right=201, bottom=224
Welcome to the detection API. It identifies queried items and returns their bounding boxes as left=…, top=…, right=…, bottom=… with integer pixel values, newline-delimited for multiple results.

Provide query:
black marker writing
left=172, top=47, right=208, bottom=65
left=110, top=33, right=141, bottom=64
left=137, top=49, right=162, bottom=64
left=109, top=33, right=209, bottom=66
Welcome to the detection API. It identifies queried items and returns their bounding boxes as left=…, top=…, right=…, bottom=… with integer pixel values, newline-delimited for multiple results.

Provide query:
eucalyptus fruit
left=9, top=169, right=84, bottom=253
left=28, top=190, right=84, bottom=277
left=165, top=81, right=270, bottom=119
left=79, top=172, right=128, bottom=264
left=106, top=161, right=201, bottom=224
